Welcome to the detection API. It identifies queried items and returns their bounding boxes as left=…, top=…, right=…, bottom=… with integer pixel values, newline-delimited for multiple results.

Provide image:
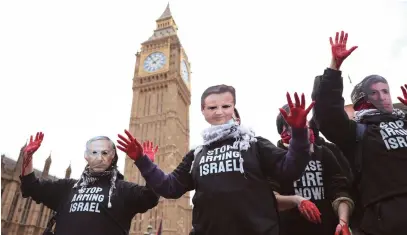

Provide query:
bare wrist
left=329, top=58, right=339, bottom=70
left=294, top=195, right=304, bottom=206
left=339, top=218, right=348, bottom=225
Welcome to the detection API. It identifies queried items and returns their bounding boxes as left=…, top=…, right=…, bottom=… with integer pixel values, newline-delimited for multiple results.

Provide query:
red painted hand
left=298, top=200, right=322, bottom=224
left=279, top=92, right=315, bottom=129
left=334, top=220, right=351, bottom=235
left=329, top=31, right=358, bottom=69
left=397, top=84, right=407, bottom=106
left=24, top=132, right=44, bottom=156
left=117, top=130, right=144, bottom=161
left=22, top=132, right=44, bottom=175
left=143, top=141, right=158, bottom=162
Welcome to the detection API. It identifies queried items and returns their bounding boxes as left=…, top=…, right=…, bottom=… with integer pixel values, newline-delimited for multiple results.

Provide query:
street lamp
left=144, top=225, right=153, bottom=235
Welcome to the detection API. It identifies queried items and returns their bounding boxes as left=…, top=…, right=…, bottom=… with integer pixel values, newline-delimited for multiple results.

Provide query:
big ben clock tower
left=124, top=4, right=192, bottom=235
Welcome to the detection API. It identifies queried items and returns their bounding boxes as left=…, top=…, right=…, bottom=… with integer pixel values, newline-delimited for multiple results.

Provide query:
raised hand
left=334, top=219, right=351, bottom=235
left=397, top=84, right=407, bottom=106
left=329, top=31, right=358, bottom=69
left=279, top=92, right=315, bottom=129
left=143, top=141, right=158, bottom=162
left=24, top=132, right=44, bottom=156
left=117, top=130, right=144, bottom=161
left=298, top=200, right=322, bottom=224
left=22, top=132, right=44, bottom=175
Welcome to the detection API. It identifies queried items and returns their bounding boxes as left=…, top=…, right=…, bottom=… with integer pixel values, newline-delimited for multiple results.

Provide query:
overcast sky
left=1, top=0, right=406, bottom=180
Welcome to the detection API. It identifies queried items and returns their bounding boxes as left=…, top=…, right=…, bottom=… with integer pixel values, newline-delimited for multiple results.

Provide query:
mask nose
left=214, top=109, right=223, bottom=115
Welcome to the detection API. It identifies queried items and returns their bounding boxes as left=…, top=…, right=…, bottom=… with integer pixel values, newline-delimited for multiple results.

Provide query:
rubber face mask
left=365, top=81, right=393, bottom=113
left=202, top=92, right=235, bottom=126
left=84, top=139, right=115, bottom=172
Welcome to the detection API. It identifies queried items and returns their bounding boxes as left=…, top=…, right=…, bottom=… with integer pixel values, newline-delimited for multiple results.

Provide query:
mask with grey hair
left=73, top=136, right=119, bottom=208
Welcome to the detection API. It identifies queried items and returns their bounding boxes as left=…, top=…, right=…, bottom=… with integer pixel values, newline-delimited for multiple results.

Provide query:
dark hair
left=276, top=104, right=290, bottom=134
left=362, top=75, right=388, bottom=94
left=234, top=108, right=240, bottom=119
left=201, top=85, right=236, bottom=109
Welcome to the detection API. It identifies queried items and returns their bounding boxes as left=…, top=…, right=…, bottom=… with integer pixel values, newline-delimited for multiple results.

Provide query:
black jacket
left=273, top=141, right=349, bottom=235
left=313, top=68, right=407, bottom=207
left=135, top=131, right=311, bottom=235
left=20, top=171, right=159, bottom=235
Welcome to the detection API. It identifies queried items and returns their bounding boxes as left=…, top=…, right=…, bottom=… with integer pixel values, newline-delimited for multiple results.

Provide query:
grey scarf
left=191, top=122, right=257, bottom=175
left=354, top=108, right=405, bottom=123
left=73, top=166, right=118, bottom=208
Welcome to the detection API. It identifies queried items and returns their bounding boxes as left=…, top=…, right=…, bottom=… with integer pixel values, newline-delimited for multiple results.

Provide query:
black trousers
left=359, top=194, right=407, bottom=235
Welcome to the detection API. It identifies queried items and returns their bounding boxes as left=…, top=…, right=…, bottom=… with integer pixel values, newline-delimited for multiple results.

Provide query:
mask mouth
left=88, top=161, right=110, bottom=172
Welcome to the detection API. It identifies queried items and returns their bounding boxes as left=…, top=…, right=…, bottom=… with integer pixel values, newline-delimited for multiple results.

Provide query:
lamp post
left=144, top=225, right=153, bottom=235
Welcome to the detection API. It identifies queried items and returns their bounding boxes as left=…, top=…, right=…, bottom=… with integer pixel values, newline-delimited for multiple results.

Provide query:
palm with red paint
left=298, top=200, right=322, bottom=224
left=143, top=141, right=158, bottom=162
left=397, top=84, right=407, bottom=106
left=117, top=130, right=144, bottom=161
left=279, top=92, right=315, bottom=129
left=329, top=31, right=358, bottom=69
left=22, top=132, right=44, bottom=175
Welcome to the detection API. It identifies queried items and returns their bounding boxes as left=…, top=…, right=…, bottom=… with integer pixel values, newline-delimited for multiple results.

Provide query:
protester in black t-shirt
left=20, top=133, right=159, bottom=235
left=273, top=104, right=354, bottom=235
left=313, top=30, right=407, bottom=235
left=117, top=85, right=314, bottom=235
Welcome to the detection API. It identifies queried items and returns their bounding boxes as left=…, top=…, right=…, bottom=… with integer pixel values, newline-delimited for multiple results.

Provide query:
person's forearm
left=135, top=156, right=189, bottom=199
left=338, top=201, right=350, bottom=223
left=280, top=127, right=310, bottom=180
left=22, top=153, right=34, bottom=176
left=275, top=193, right=301, bottom=211
left=329, top=57, right=339, bottom=70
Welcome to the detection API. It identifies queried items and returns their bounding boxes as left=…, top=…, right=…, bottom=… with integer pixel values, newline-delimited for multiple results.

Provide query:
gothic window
left=42, top=208, right=50, bottom=227
left=7, top=191, right=20, bottom=221
left=155, top=208, right=158, bottom=228
left=1, top=183, right=5, bottom=197
left=20, top=198, right=32, bottom=224
left=36, top=205, right=45, bottom=226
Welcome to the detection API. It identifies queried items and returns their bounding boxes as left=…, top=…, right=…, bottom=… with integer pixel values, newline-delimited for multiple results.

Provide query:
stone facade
left=124, top=4, right=193, bottom=235
left=1, top=145, right=71, bottom=235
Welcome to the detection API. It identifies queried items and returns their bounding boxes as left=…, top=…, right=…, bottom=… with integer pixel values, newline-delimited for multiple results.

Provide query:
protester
left=313, top=30, right=407, bottom=235
left=311, top=75, right=364, bottom=233
left=117, top=84, right=314, bottom=235
left=273, top=104, right=353, bottom=235
left=20, top=133, right=159, bottom=235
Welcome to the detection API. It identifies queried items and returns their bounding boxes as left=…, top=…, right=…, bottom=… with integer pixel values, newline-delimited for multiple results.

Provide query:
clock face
left=143, top=52, right=166, bottom=72
left=180, top=60, right=189, bottom=83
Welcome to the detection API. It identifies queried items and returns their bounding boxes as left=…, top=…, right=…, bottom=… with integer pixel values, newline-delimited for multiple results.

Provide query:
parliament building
left=1, top=145, right=72, bottom=235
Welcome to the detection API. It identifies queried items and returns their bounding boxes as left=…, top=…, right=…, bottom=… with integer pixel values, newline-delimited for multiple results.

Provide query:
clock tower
left=124, top=4, right=192, bottom=235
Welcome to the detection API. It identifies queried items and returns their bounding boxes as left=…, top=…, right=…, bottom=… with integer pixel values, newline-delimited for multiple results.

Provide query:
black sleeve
left=20, top=172, right=76, bottom=211
left=267, top=177, right=281, bottom=193
left=323, top=141, right=354, bottom=183
left=321, top=146, right=350, bottom=201
left=123, top=182, right=159, bottom=215
left=313, top=68, right=358, bottom=160
left=134, top=150, right=195, bottom=199
left=256, top=133, right=310, bottom=182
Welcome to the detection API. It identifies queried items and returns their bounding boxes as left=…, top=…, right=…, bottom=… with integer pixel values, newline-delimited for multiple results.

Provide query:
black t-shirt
left=190, top=137, right=282, bottom=235
left=313, top=68, right=407, bottom=207
left=272, top=143, right=349, bottom=235
left=20, top=172, right=159, bottom=235
left=358, top=115, right=407, bottom=206
left=134, top=128, right=311, bottom=235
